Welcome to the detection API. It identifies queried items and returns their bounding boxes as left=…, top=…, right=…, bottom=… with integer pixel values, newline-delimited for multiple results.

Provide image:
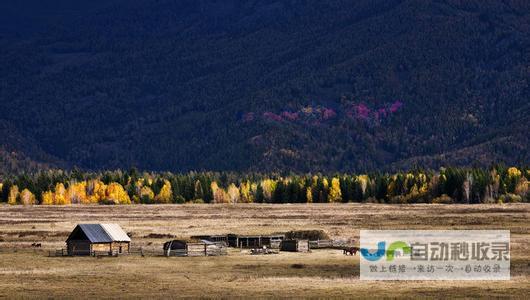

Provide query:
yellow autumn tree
left=250, top=183, right=258, bottom=199
left=41, top=191, right=54, bottom=205
left=407, top=185, right=420, bottom=203
left=239, top=181, right=253, bottom=203
left=154, top=180, right=172, bottom=203
left=67, top=182, right=88, bottom=204
left=20, top=189, right=36, bottom=205
left=328, top=177, right=342, bottom=203
left=514, top=177, right=528, bottom=197
left=217, top=187, right=229, bottom=203
left=507, top=167, right=522, bottom=178
left=405, top=173, right=415, bottom=194
left=306, top=186, right=313, bottom=203
left=312, top=175, right=319, bottom=187
left=105, top=182, right=131, bottom=204
left=86, top=180, right=107, bottom=203
left=261, top=179, right=276, bottom=202
left=146, top=177, right=153, bottom=186
left=387, top=180, right=397, bottom=199
left=211, top=182, right=230, bottom=204
left=507, top=167, right=523, bottom=194
left=227, top=183, right=240, bottom=203
left=358, top=175, right=369, bottom=196
left=8, top=185, right=19, bottom=205
left=417, top=173, right=428, bottom=194
left=211, top=181, right=220, bottom=202
left=130, top=179, right=145, bottom=203
left=54, top=183, right=69, bottom=205
left=140, top=186, right=155, bottom=203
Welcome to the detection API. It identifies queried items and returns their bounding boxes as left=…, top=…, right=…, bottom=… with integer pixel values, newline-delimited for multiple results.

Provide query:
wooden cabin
left=280, top=239, right=310, bottom=252
left=66, top=224, right=131, bottom=256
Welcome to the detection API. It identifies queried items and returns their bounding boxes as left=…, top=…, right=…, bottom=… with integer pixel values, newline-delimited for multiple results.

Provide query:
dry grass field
left=0, top=203, right=529, bottom=299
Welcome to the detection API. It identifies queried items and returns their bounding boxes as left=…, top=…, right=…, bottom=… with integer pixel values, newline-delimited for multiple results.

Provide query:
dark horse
left=343, top=247, right=359, bottom=256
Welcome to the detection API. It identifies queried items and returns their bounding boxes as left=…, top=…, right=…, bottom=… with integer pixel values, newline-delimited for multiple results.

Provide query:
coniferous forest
left=0, top=1, right=528, bottom=205
left=1, top=167, right=528, bottom=205
left=0, top=1, right=529, bottom=173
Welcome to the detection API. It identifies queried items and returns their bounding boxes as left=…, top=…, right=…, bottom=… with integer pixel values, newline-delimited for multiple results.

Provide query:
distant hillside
left=0, top=0, right=528, bottom=173
left=0, top=121, right=62, bottom=175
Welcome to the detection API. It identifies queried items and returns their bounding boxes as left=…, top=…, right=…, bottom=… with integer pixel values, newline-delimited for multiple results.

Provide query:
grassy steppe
left=0, top=204, right=528, bottom=299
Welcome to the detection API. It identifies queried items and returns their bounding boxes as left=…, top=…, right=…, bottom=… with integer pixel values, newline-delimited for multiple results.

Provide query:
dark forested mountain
left=0, top=0, right=528, bottom=173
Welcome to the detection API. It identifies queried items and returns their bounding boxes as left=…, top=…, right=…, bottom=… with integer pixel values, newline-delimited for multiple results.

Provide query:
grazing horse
left=343, top=247, right=359, bottom=256
left=31, top=243, right=42, bottom=248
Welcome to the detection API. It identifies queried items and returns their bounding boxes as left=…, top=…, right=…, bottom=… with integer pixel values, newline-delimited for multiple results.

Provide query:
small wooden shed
left=164, top=240, right=226, bottom=257
left=227, top=234, right=285, bottom=248
left=191, top=235, right=229, bottom=244
left=66, top=224, right=131, bottom=256
left=280, top=239, right=310, bottom=252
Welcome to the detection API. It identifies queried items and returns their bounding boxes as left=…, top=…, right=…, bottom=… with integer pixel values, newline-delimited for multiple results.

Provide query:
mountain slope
left=0, top=120, right=64, bottom=175
left=0, top=0, right=528, bottom=172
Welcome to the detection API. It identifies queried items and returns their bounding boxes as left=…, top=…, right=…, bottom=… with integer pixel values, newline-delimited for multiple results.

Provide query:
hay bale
left=284, top=230, right=329, bottom=241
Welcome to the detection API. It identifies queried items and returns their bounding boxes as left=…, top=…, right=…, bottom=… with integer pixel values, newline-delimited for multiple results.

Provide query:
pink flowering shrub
left=281, top=111, right=300, bottom=121
left=244, top=100, right=403, bottom=124
left=346, top=100, right=404, bottom=121
left=356, top=103, right=371, bottom=120
left=389, top=100, right=403, bottom=113
left=263, top=112, right=283, bottom=122
left=322, top=108, right=337, bottom=120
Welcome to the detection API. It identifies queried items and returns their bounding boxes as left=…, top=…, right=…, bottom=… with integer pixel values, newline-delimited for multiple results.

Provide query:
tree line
left=0, top=167, right=528, bottom=205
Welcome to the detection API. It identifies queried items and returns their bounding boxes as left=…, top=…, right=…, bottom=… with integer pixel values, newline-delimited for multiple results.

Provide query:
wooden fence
left=48, top=249, right=126, bottom=257
left=308, top=240, right=349, bottom=249
left=166, top=243, right=227, bottom=257
left=44, top=245, right=227, bottom=258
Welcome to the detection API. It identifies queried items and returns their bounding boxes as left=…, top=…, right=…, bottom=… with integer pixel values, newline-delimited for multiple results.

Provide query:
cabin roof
left=101, top=223, right=131, bottom=242
left=67, top=224, right=131, bottom=243
left=200, top=239, right=216, bottom=245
